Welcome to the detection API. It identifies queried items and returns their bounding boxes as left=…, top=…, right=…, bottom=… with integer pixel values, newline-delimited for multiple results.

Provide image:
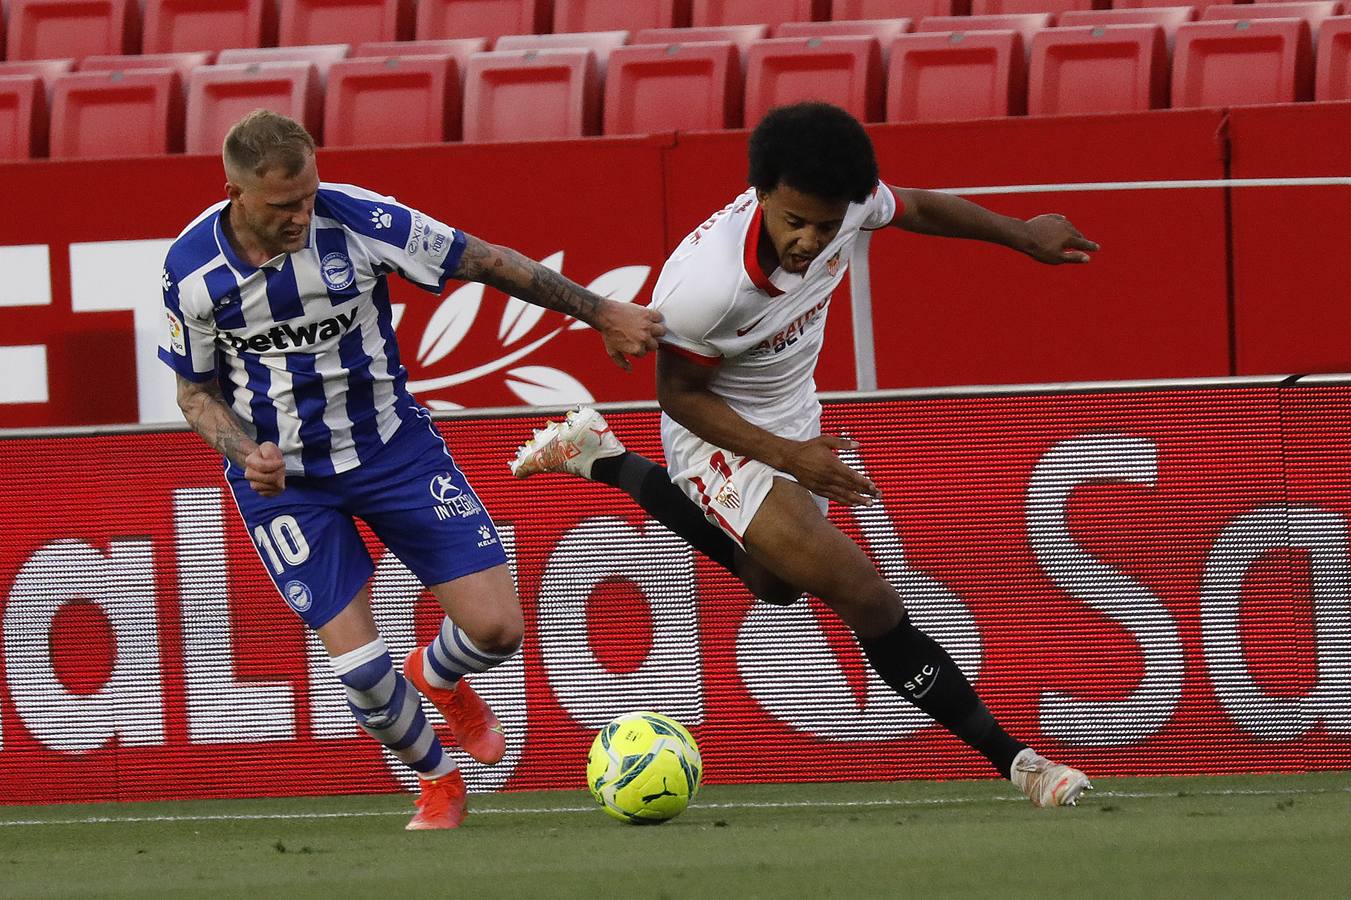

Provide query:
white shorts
left=661, top=416, right=828, bottom=548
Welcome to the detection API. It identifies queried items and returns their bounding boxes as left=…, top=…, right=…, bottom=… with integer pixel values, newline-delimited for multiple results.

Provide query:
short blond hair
left=223, top=109, right=316, bottom=181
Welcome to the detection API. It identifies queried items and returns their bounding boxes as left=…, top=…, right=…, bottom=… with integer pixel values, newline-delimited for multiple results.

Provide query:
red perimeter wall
left=1, top=104, right=1348, bottom=428
left=1228, top=103, right=1351, bottom=376
left=2, top=384, right=1350, bottom=805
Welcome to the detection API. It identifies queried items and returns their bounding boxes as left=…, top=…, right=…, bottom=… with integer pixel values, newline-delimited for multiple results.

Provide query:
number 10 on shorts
left=253, top=515, right=311, bottom=574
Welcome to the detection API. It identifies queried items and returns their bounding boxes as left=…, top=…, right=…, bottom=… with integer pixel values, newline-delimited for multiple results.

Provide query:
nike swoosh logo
left=735, top=314, right=768, bottom=336
left=911, top=667, right=940, bottom=699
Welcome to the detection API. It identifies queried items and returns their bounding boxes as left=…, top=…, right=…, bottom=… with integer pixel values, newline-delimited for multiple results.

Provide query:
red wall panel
left=2, top=106, right=1349, bottom=429
left=0, top=136, right=672, bottom=427
left=1227, top=102, right=1351, bottom=376
left=3, top=383, right=1350, bottom=805
left=0, top=155, right=221, bottom=427
left=864, top=110, right=1232, bottom=387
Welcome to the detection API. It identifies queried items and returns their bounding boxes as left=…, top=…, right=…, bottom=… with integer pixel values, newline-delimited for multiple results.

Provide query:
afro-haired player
left=513, top=103, right=1097, bottom=807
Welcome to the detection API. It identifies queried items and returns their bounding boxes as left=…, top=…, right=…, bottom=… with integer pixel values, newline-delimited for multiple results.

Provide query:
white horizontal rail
left=941, top=176, right=1351, bottom=196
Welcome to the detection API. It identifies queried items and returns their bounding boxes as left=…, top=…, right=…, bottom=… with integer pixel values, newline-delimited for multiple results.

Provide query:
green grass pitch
left=3, top=772, right=1348, bottom=898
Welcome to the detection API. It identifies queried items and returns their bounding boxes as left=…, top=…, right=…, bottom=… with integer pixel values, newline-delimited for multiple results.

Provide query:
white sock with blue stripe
left=332, top=638, right=456, bottom=780
left=421, top=618, right=516, bottom=690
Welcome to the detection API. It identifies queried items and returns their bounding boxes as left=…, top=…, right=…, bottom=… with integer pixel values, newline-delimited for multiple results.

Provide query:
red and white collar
left=742, top=204, right=786, bottom=298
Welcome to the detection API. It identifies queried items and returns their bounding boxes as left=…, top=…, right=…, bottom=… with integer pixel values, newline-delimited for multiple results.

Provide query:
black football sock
left=590, top=452, right=740, bottom=574
left=859, top=619, right=1027, bottom=779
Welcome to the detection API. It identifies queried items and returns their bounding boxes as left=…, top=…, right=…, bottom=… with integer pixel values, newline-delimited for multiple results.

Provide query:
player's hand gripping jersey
left=651, top=184, right=897, bottom=441
left=159, top=182, right=465, bottom=476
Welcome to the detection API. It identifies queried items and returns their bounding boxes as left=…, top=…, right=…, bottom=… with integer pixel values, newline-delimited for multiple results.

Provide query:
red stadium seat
left=774, top=17, right=914, bottom=62
left=416, top=0, right=552, bottom=42
left=971, top=0, right=1094, bottom=15
left=632, top=24, right=771, bottom=61
left=603, top=40, right=741, bottom=134
left=1057, top=7, right=1196, bottom=48
left=1316, top=15, right=1351, bottom=98
left=142, top=0, right=276, bottom=54
left=462, top=49, right=600, bottom=141
left=833, top=1, right=970, bottom=20
left=553, top=0, right=691, bottom=32
left=1114, top=0, right=1238, bottom=17
left=357, top=38, right=488, bottom=57
left=354, top=38, right=488, bottom=84
left=324, top=55, right=458, bottom=146
left=1202, top=3, right=1343, bottom=41
left=1028, top=24, right=1168, bottom=115
left=886, top=29, right=1026, bottom=121
left=744, top=35, right=883, bottom=124
left=0, top=59, right=76, bottom=96
left=6, top=0, right=140, bottom=62
left=186, top=61, right=322, bottom=152
left=216, top=44, right=351, bottom=82
left=80, top=51, right=214, bottom=80
left=494, top=30, right=629, bottom=75
left=919, top=13, right=1053, bottom=57
left=49, top=70, right=184, bottom=157
left=691, top=0, right=829, bottom=28
left=0, top=75, right=48, bottom=159
left=278, top=0, right=412, bottom=47
left=1172, top=19, right=1313, bottom=107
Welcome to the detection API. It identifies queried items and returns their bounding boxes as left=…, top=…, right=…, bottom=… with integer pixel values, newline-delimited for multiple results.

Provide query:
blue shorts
left=226, top=413, right=508, bottom=630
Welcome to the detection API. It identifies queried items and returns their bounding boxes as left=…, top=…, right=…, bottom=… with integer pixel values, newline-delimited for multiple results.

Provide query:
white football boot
left=509, top=407, right=625, bottom=479
left=1010, top=748, right=1093, bottom=808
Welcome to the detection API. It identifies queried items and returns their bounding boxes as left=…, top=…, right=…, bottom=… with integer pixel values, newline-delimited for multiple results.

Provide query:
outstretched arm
left=453, top=232, right=665, bottom=370
left=176, top=374, right=285, bottom=497
left=657, top=349, right=879, bottom=507
left=891, top=187, right=1100, bottom=264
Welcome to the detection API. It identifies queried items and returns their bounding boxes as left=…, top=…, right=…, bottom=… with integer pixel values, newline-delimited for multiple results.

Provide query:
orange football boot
left=406, top=768, right=466, bottom=830
left=404, top=647, right=506, bottom=765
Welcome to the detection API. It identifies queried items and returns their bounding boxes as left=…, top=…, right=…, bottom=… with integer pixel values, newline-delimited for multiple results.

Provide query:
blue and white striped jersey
left=159, top=182, right=466, bottom=476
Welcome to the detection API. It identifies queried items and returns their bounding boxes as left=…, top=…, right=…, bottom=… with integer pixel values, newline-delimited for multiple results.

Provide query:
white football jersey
left=652, top=183, right=897, bottom=441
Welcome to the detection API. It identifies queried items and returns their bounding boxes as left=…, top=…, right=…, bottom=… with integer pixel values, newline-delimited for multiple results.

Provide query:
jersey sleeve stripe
left=437, top=229, right=468, bottom=290
left=157, top=347, right=215, bottom=381
left=662, top=343, right=721, bottom=366
left=317, top=187, right=413, bottom=249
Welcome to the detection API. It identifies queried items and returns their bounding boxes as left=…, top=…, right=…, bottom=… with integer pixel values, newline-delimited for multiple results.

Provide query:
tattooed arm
left=176, top=374, right=286, bottom=496
left=453, top=233, right=665, bottom=370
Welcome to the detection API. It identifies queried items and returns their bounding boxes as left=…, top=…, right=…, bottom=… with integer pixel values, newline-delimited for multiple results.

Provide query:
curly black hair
left=747, top=102, right=879, bottom=204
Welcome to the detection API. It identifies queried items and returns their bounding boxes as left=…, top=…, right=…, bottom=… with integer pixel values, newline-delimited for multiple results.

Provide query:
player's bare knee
left=825, top=578, right=902, bottom=632
left=470, top=618, right=524, bottom=656
left=738, top=557, right=801, bottom=606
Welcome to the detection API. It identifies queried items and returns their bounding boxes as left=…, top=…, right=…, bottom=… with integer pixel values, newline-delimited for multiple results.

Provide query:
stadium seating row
left=0, top=0, right=1334, bottom=60
left=1, top=11, right=1347, bottom=159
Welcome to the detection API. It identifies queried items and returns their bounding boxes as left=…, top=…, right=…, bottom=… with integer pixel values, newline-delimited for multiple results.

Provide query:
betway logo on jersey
left=218, top=310, right=358, bottom=353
